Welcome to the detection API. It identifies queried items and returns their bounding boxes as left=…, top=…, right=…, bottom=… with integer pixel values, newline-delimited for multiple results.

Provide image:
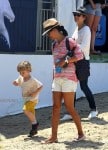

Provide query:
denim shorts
left=85, top=3, right=102, bottom=16
left=52, top=78, right=77, bottom=92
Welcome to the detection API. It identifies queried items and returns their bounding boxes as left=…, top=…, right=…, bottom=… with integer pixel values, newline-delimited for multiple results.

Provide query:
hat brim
left=72, top=11, right=87, bottom=16
left=42, top=23, right=59, bottom=36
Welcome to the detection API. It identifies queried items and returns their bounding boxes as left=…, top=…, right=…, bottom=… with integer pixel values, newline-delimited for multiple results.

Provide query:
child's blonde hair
left=17, top=61, right=32, bottom=72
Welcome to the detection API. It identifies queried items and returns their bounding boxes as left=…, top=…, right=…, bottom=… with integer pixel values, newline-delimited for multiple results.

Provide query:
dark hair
left=55, top=25, right=68, bottom=36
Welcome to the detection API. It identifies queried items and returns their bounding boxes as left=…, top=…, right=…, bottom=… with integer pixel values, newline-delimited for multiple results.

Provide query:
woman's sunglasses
left=73, top=13, right=82, bottom=17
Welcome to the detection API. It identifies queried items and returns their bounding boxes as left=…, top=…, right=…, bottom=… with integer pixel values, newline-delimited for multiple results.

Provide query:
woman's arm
left=58, top=42, right=84, bottom=68
left=88, top=0, right=96, bottom=9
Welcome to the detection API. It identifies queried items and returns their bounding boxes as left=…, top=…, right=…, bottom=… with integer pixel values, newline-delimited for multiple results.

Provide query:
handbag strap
left=66, top=37, right=85, bottom=60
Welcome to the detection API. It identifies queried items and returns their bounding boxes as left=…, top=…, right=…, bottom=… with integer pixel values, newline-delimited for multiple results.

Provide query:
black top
left=84, top=0, right=105, bottom=5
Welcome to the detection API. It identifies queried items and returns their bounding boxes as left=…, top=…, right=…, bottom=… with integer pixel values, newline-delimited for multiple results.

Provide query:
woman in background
left=60, top=6, right=98, bottom=121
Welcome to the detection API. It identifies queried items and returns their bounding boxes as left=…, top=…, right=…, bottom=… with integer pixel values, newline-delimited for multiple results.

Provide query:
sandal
left=41, top=138, right=58, bottom=144
left=73, top=135, right=86, bottom=142
left=90, top=50, right=101, bottom=55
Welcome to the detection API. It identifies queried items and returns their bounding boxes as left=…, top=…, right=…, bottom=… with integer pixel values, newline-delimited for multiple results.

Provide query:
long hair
left=55, top=25, right=68, bottom=36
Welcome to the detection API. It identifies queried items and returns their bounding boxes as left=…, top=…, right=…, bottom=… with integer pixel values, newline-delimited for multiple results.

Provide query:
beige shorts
left=52, top=78, right=77, bottom=92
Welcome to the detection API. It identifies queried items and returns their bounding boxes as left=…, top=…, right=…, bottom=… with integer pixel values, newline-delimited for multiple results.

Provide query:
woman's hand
left=101, top=4, right=106, bottom=9
left=91, top=3, right=96, bottom=9
left=56, top=60, right=67, bottom=68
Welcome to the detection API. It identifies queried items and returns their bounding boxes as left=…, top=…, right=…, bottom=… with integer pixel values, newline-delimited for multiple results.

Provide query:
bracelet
left=65, top=58, right=69, bottom=64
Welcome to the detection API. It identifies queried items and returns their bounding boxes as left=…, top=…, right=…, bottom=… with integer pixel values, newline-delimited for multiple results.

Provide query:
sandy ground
left=0, top=92, right=108, bottom=150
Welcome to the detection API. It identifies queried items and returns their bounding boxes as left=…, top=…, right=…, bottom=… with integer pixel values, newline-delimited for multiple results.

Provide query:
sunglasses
left=73, top=13, right=82, bottom=17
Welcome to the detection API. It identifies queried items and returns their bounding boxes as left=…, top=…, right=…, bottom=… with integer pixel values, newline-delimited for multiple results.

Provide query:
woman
left=42, top=18, right=85, bottom=143
left=84, top=0, right=105, bottom=54
left=61, top=7, right=98, bottom=122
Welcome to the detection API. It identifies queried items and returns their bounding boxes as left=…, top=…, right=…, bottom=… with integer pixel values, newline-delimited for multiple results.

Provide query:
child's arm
left=13, top=80, right=19, bottom=86
left=12, top=76, right=23, bottom=86
left=29, top=85, right=43, bottom=97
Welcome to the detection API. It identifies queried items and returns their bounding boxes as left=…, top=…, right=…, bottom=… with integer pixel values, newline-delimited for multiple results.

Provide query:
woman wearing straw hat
left=42, top=18, right=85, bottom=143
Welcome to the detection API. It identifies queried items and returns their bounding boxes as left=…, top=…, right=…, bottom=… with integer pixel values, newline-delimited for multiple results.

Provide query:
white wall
left=77, top=63, right=108, bottom=97
left=57, top=0, right=84, bottom=36
left=0, top=54, right=53, bottom=117
left=57, top=0, right=76, bottom=36
left=0, top=54, right=108, bottom=117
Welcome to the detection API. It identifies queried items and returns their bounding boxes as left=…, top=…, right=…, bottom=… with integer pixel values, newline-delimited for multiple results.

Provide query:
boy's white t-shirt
left=16, top=76, right=43, bottom=103
left=72, top=25, right=91, bottom=60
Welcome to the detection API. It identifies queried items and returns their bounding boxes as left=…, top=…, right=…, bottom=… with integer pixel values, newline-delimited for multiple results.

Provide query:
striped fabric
left=52, top=37, right=84, bottom=82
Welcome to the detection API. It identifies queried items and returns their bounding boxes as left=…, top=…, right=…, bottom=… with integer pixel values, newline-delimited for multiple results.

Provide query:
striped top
left=52, top=37, right=84, bottom=82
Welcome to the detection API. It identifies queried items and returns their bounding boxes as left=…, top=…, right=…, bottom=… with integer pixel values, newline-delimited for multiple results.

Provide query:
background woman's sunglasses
left=73, top=13, right=82, bottom=17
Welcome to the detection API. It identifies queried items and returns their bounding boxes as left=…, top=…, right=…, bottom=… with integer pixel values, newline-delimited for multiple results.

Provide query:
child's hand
left=28, top=92, right=36, bottom=98
left=13, top=81, right=19, bottom=86
left=24, top=91, right=34, bottom=97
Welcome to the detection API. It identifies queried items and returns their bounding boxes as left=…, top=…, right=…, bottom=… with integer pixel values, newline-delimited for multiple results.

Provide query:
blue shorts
left=85, top=3, right=102, bottom=16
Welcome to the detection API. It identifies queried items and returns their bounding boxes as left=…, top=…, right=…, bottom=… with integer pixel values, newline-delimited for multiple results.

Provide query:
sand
left=0, top=92, right=108, bottom=150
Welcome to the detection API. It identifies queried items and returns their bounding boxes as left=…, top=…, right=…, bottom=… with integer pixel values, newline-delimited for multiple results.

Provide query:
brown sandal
left=41, top=138, right=58, bottom=144
left=90, top=50, right=101, bottom=55
left=73, top=135, right=86, bottom=142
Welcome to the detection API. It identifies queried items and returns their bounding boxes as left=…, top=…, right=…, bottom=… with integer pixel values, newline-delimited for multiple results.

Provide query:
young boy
left=13, top=61, right=43, bottom=137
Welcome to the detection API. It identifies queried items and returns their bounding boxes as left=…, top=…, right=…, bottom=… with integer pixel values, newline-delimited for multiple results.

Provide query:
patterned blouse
left=52, top=37, right=84, bottom=82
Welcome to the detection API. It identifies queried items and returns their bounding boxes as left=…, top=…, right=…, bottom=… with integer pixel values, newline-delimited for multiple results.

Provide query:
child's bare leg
left=23, top=101, right=38, bottom=137
left=24, top=110, right=37, bottom=123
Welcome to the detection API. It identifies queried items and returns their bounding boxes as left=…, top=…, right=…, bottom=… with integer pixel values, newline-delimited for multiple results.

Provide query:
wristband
left=65, top=58, right=69, bottom=64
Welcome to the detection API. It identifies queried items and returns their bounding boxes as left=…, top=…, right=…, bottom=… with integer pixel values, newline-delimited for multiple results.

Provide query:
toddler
left=13, top=61, right=43, bottom=137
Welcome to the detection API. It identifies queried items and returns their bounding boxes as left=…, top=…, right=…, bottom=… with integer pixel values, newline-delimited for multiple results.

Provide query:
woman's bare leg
left=43, top=91, right=62, bottom=143
left=51, top=92, right=62, bottom=139
left=63, top=92, right=84, bottom=136
left=86, top=14, right=94, bottom=29
left=90, top=15, right=101, bottom=51
left=86, top=14, right=101, bottom=54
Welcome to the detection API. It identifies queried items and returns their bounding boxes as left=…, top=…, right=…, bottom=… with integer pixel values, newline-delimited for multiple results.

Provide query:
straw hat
left=42, top=18, right=60, bottom=36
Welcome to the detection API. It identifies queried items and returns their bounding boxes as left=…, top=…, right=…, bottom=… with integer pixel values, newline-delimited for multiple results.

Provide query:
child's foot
left=28, top=122, right=39, bottom=137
